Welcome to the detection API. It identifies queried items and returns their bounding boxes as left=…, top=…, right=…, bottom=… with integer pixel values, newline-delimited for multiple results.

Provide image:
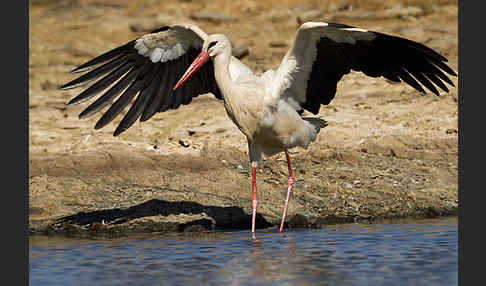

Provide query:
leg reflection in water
left=251, top=232, right=296, bottom=278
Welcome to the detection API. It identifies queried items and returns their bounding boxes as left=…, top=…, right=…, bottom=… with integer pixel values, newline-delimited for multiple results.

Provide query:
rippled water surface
left=30, top=217, right=457, bottom=286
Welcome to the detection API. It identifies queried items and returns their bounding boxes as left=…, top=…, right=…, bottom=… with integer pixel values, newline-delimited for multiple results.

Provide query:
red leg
left=279, top=151, right=294, bottom=232
left=251, top=162, right=258, bottom=233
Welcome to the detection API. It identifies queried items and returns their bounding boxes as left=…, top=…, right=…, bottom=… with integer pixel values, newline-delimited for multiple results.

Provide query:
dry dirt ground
left=29, top=0, right=458, bottom=235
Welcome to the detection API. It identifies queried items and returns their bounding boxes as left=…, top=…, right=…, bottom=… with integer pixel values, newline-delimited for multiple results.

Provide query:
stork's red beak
left=173, top=51, right=210, bottom=90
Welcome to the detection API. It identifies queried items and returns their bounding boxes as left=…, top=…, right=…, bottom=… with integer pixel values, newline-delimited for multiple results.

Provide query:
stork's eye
left=207, top=41, right=217, bottom=50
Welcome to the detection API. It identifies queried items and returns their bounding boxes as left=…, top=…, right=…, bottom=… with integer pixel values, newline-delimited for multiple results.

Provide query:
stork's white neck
left=213, top=47, right=235, bottom=95
left=212, top=46, right=248, bottom=134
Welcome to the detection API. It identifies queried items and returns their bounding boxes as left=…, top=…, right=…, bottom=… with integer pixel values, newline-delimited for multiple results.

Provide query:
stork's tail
left=302, top=117, right=328, bottom=132
left=302, top=117, right=328, bottom=144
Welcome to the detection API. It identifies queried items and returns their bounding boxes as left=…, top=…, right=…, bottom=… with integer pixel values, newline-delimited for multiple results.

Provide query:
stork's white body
left=214, top=52, right=323, bottom=164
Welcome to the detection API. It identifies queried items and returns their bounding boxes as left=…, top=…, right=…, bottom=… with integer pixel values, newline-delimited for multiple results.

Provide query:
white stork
left=60, top=22, right=457, bottom=234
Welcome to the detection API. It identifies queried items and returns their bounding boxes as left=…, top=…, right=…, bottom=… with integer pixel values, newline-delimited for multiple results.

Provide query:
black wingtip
left=68, top=94, right=92, bottom=106
left=78, top=112, right=88, bottom=120
left=67, top=41, right=135, bottom=75
left=59, top=82, right=76, bottom=90
left=78, top=105, right=98, bottom=119
left=94, top=120, right=105, bottom=130
left=70, top=66, right=92, bottom=74
left=113, top=126, right=127, bottom=137
left=67, top=98, right=79, bottom=106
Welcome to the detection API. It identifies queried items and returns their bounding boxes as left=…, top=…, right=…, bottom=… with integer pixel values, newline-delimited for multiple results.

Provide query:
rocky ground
left=29, top=0, right=458, bottom=235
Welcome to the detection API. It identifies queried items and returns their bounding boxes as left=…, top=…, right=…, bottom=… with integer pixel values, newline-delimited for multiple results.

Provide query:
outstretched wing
left=60, top=23, right=221, bottom=136
left=271, top=22, right=457, bottom=114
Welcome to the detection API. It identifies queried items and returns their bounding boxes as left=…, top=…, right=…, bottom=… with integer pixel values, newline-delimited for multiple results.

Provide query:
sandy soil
left=29, top=0, right=458, bottom=235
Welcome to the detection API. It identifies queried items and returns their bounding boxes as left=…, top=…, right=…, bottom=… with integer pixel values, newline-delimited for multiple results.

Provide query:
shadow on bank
left=42, top=199, right=273, bottom=236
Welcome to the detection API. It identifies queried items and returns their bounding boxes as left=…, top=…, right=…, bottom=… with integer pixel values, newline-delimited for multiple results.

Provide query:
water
left=30, top=217, right=457, bottom=286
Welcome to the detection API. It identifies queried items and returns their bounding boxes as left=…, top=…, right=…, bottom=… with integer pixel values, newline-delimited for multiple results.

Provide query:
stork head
left=173, top=34, right=231, bottom=90
left=203, top=34, right=231, bottom=57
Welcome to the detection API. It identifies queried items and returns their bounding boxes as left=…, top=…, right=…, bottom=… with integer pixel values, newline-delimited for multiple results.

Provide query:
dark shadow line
left=57, top=198, right=273, bottom=230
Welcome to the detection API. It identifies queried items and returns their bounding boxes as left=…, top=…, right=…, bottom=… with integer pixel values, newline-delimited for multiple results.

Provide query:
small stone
left=147, top=145, right=158, bottom=151
left=178, top=139, right=190, bottom=148
left=446, top=128, right=457, bottom=134
left=82, top=134, right=91, bottom=144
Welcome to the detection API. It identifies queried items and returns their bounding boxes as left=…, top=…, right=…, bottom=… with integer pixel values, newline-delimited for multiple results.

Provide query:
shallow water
left=30, top=217, right=457, bottom=286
